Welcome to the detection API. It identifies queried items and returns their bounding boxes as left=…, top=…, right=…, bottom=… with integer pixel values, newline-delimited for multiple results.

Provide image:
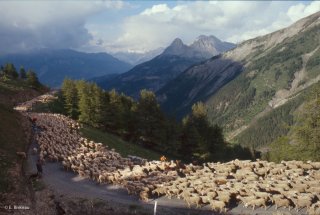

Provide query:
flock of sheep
left=16, top=93, right=320, bottom=214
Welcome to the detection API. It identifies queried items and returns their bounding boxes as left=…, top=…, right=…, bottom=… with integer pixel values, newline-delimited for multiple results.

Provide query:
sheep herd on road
left=15, top=93, right=320, bottom=214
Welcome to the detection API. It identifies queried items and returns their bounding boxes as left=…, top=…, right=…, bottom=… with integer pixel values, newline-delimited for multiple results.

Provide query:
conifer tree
left=19, top=66, right=27, bottom=79
left=90, top=83, right=107, bottom=128
left=77, top=80, right=92, bottom=124
left=4, top=63, right=18, bottom=79
left=105, top=89, right=122, bottom=131
left=136, top=89, right=166, bottom=148
left=26, top=70, right=40, bottom=88
left=294, top=85, right=320, bottom=161
left=61, top=79, right=78, bottom=119
left=180, top=102, right=225, bottom=161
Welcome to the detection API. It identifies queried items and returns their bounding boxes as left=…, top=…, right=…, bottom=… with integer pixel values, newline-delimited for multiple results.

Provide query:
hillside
left=0, top=78, right=44, bottom=207
left=112, top=47, right=164, bottom=65
left=97, top=54, right=202, bottom=98
left=0, top=49, right=132, bottom=87
left=158, top=11, right=320, bottom=148
left=97, top=36, right=235, bottom=98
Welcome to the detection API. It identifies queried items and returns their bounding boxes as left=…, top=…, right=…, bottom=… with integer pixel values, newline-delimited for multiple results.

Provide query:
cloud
left=1, top=1, right=319, bottom=55
left=109, top=1, right=319, bottom=52
left=141, top=4, right=170, bottom=15
left=0, top=1, right=123, bottom=55
left=287, top=1, right=320, bottom=21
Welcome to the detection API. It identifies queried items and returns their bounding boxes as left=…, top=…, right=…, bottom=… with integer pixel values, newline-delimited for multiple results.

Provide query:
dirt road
left=26, top=142, right=308, bottom=215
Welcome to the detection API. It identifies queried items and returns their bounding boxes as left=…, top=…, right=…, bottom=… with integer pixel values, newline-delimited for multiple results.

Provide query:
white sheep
left=209, top=200, right=226, bottom=212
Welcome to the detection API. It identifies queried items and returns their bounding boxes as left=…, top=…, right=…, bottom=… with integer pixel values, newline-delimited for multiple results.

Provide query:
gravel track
left=26, top=141, right=308, bottom=215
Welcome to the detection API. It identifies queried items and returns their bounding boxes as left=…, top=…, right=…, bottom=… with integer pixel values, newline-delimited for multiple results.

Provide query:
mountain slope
left=97, top=36, right=235, bottom=98
left=0, top=49, right=132, bottom=87
left=97, top=54, right=201, bottom=98
left=190, top=35, right=236, bottom=59
left=158, top=11, right=320, bottom=148
left=112, top=47, right=164, bottom=65
left=157, top=56, right=244, bottom=118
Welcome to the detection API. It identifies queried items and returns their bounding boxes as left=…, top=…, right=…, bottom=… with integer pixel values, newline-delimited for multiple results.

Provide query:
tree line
left=0, top=63, right=41, bottom=89
left=60, top=78, right=253, bottom=162
left=266, top=82, right=320, bottom=162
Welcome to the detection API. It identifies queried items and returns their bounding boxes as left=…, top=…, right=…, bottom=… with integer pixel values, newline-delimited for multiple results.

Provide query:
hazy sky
left=0, top=1, right=319, bottom=55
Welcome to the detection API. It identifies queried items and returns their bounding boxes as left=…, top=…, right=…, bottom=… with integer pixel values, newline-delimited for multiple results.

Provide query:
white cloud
left=107, top=1, right=319, bottom=53
left=141, top=4, right=170, bottom=15
left=287, top=1, right=320, bottom=21
left=0, top=1, right=123, bottom=54
left=1, top=1, right=319, bottom=55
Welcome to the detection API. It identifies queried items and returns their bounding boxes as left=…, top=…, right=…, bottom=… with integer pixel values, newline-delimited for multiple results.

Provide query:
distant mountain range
left=158, top=11, right=320, bottom=149
left=163, top=35, right=235, bottom=59
left=112, top=48, right=165, bottom=65
left=96, top=35, right=236, bottom=98
left=0, top=49, right=132, bottom=87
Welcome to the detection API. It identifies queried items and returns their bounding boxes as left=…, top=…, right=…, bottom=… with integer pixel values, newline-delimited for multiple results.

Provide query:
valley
left=1, top=3, right=320, bottom=215
left=13, top=92, right=320, bottom=214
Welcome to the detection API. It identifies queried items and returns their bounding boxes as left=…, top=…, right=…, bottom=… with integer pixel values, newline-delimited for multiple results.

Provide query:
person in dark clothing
left=36, top=159, right=43, bottom=177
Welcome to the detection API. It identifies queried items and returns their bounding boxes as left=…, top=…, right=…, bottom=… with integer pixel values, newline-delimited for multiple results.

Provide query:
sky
left=0, top=0, right=319, bottom=55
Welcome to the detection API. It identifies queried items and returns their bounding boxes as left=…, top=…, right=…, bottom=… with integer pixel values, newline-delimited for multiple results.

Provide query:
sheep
left=308, top=202, right=320, bottom=215
left=152, top=185, right=167, bottom=196
left=16, top=151, right=27, bottom=159
left=209, top=200, right=226, bottom=212
left=32, top=147, right=38, bottom=154
left=17, top=96, right=320, bottom=212
left=290, top=196, right=314, bottom=211
left=244, top=198, right=268, bottom=210
left=291, top=182, right=309, bottom=193
left=270, top=194, right=292, bottom=210
left=200, top=195, right=211, bottom=204
left=184, top=193, right=201, bottom=208
left=253, top=192, right=271, bottom=200
left=309, top=162, right=320, bottom=169
left=216, top=191, right=233, bottom=206
left=236, top=195, right=256, bottom=207
left=139, top=190, right=150, bottom=202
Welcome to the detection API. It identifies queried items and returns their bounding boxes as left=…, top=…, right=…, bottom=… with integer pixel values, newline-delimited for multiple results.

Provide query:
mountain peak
left=195, top=35, right=220, bottom=42
left=162, top=35, right=235, bottom=59
left=171, top=38, right=184, bottom=46
left=190, top=35, right=236, bottom=58
left=162, top=38, right=189, bottom=56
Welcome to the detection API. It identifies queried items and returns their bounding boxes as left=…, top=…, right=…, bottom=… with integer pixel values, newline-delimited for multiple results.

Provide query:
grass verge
left=81, top=126, right=162, bottom=161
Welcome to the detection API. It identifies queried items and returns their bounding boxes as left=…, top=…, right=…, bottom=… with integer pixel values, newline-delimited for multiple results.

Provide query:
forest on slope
left=156, top=11, right=320, bottom=156
left=0, top=63, right=45, bottom=202
left=55, top=78, right=253, bottom=163
left=266, top=82, right=320, bottom=162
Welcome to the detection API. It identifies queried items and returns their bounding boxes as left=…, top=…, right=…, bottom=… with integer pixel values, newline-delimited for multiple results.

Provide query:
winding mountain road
left=26, top=139, right=307, bottom=215
left=19, top=92, right=308, bottom=215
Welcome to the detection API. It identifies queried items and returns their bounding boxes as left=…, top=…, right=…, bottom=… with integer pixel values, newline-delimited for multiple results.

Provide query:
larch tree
left=61, top=79, right=78, bottom=119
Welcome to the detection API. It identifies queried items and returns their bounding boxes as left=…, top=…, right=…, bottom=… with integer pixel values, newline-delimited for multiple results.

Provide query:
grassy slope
left=206, top=24, right=320, bottom=148
left=0, top=79, right=41, bottom=192
left=0, top=103, right=27, bottom=191
left=81, top=126, right=162, bottom=161
left=233, top=91, right=305, bottom=149
left=31, top=91, right=164, bottom=161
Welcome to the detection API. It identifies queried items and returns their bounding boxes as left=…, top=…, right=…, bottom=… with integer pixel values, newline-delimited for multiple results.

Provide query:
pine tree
left=136, top=89, right=166, bottom=148
left=26, top=70, right=40, bottom=88
left=105, top=89, right=123, bottom=131
left=90, top=83, right=107, bottom=128
left=61, top=79, right=78, bottom=119
left=77, top=80, right=91, bottom=124
left=118, top=94, right=135, bottom=136
left=269, top=83, right=320, bottom=162
left=4, top=63, right=18, bottom=79
left=180, top=102, right=225, bottom=162
left=179, top=116, right=203, bottom=161
left=19, top=66, right=27, bottom=79
left=294, top=86, right=320, bottom=161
